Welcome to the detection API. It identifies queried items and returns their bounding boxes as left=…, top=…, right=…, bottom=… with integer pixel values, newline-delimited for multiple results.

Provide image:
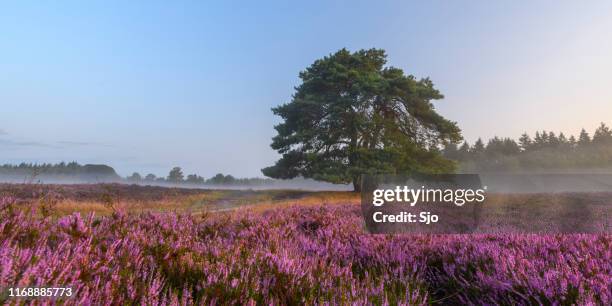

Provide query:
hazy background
left=1, top=1, right=611, bottom=177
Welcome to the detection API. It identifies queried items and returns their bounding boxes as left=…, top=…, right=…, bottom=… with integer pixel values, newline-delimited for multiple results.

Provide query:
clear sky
left=1, top=1, right=611, bottom=177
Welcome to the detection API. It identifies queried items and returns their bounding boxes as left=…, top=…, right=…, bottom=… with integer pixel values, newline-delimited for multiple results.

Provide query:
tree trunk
left=352, top=177, right=361, bottom=193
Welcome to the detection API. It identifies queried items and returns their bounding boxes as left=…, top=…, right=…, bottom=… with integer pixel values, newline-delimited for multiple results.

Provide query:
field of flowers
left=1, top=194, right=611, bottom=305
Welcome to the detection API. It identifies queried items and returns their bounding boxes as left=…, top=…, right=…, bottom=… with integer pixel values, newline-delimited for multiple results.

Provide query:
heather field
left=1, top=186, right=611, bottom=305
left=0, top=183, right=352, bottom=216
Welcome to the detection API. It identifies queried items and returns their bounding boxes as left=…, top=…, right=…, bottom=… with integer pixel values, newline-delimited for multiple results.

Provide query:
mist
left=0, top=174, right=352, bottom=191
left=480, top=173, right=612, bottom=193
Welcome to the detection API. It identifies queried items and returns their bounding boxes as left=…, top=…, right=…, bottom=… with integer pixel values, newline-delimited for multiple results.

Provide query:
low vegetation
left=0, top=184, right=356, bottom=216
left=0, top=188, right=610, bottom=304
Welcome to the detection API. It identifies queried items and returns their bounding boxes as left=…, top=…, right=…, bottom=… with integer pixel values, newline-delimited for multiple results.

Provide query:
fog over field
left=2, top=172, right=611, bottom=193
left=480, top=173, right=612, bottom=193
left=0, top=174, right=352, bottom=191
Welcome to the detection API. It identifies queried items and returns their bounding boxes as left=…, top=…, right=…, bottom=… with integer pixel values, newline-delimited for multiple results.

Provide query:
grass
left=2, top=183, right=360, bottom=217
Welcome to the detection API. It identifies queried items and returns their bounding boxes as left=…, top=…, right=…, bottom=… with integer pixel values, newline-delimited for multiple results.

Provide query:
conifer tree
left=519, top=133, right=532, bottom=151
left=593, top=122, right=612, bottom=145
left=578, top=129, right=591, bottom=146
left=263, top=48, right=461, bottom=191
left=472, top=138, right=485, bottom=154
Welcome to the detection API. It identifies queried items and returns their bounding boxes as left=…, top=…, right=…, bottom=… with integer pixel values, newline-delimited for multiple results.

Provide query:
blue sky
left=1, top=1, right=611, bottom=177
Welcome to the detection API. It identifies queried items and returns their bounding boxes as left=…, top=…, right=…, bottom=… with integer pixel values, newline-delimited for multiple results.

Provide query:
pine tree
left=518, top=133, right=532, bottom=151
left=485, top=137, right=504, bottom=156
left=578, top=128, right=591, bottom=146
left=568, top=135, right=577, bottom=148
left=458, top=142, right=470, bottom=160
left=558, top=132, right=569, bottom=149
left=558, top=132, right=568, bottom=144
left=592, top=122, right=612, bottom=145
left=502, top=138, right=521, bottom=155
left=548, top=132, right=559, bottom=147
left=472, top=138, right=485, bottom=154
left=540, top=131, right=549, bottom=147
left=262, top=48, right=462, bottom=191
left=533, top=131, right=544, bottom=149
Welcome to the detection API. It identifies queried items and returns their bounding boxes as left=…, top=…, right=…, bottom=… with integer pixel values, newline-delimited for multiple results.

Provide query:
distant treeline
left=5, top=123, right=610, bottom=182
left=126, top=167, right=274, bottom=186
left=0, top=162, right=120, bottom=182
left=0, top=162, right=273, bottom=186
left=444, top=122, right=612, bottom=172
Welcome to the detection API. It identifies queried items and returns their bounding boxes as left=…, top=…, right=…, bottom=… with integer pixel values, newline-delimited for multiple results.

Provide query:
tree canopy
left=262, top=48, right=461, bottom=191
left=167, top=167, right=184, bottom=183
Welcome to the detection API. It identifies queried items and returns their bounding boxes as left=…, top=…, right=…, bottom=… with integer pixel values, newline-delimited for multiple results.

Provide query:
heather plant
left=0, top=195, right=610, bottom=305
left=38, top=189, right=62, bottom=218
